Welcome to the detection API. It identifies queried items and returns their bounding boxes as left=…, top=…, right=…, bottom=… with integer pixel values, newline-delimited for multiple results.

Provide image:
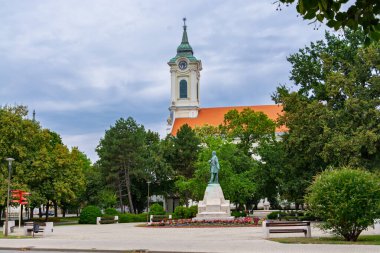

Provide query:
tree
left=171, top=124, right=200, bottom=179
left=306, top=168, right=380, bottom=241
left=254, top=140, right=285, bottom=209
left=142, top=131, right=174, bottom=200
left=221, top=108, right=276, bottom=157
left=27, top=130, right=86, bottom=220
left=278, top=0, right=380, bottom=44
left=0, top=105, right=42, bottom=218
left=0, top=105, right=88, bottom=220
left=97, top=117, right=147, bottom=213
left=273, top=30, right=380, bottom=203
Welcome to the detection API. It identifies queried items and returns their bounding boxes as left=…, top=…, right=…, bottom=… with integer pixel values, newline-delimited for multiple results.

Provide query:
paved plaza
left=0, top=223, right=379, bottom=253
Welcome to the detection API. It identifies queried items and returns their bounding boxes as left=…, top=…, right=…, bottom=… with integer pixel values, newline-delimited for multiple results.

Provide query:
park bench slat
left=264, top=221, right=311, bottom=238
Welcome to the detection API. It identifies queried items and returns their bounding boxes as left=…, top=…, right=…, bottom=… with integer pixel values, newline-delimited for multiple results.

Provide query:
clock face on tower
left=178, top=60, right=188, bottom=70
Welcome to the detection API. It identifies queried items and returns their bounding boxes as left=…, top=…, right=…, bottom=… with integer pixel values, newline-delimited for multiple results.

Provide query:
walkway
left=0, top=223, right=378, bottom=253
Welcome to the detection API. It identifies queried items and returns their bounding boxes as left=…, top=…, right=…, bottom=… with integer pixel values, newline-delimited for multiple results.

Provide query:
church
left=166, top=19, right=285, bottom=135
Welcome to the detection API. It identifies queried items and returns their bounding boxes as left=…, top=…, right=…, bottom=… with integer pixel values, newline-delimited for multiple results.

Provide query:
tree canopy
left=278, top=0, right=380, bottom=44
left=0, top=105, right=88, bottom=219
left=221, top=108, right=276, bottom=156
left=306, top=168, right=380, bottom=241
left=273, top=30, right=380, bottom=203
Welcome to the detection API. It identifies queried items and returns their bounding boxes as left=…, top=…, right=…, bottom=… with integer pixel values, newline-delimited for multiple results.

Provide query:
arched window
left=179, top=80, right=187, bottom=98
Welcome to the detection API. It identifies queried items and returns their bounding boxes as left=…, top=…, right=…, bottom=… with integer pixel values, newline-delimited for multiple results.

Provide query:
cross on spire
left=183, top=17, right=187, bottom=30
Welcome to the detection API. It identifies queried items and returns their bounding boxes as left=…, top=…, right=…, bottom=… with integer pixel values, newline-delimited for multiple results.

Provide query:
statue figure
left=208, top=151, right=220, bottom=184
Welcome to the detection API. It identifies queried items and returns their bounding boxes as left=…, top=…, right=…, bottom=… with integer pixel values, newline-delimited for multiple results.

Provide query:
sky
left=0, top=0, right=330, bottom=163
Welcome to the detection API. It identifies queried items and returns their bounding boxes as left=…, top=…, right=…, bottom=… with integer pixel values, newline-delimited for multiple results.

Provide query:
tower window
left=179, top=80, right=187, bottom=98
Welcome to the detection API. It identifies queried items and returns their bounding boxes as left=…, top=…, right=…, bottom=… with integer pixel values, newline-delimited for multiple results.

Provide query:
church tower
left=167, top=18, right=202, bottom=126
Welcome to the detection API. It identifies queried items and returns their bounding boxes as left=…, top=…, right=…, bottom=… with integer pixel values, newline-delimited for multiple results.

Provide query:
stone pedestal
left=193, top=183, right=234, bottom=221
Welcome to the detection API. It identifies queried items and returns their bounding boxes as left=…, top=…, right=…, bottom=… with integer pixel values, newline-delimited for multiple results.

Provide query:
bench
left=264, top=221, right=311, bottom=238
left=149, top=215, right=172, bottom=224
left=24, top=222, right=54, bottom=237
left=96, top=216, right=119, bottom=225
left=2, top=220, right=15, bottom=234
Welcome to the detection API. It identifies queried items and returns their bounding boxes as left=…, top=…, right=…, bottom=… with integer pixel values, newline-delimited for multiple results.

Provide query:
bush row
left=119, top=213, right=148, bottom=223
left=78, top=204, right=200, bottom=224
left=231, top=210, right=247, bottom=218
left=266, top=210, right=317, bottom=221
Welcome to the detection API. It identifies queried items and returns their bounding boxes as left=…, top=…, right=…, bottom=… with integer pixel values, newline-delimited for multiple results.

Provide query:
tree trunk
left=39, top=207, right=42, bottom=218
left=62, top=207, right=66, bottom=218
left=29, top=207, right=33, bottom=219
left=117, top=177, right=124, bottom=213
left=123, top=167, right=134, bottom=214
left=45, top=202, right=50, bottom=221
left=53, top=201, right=58, bottom=217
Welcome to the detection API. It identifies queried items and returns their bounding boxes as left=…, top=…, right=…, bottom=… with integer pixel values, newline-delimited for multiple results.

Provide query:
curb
left=0, top=247, right=147, bottom=253
left=0, top=247, right=207, bottom=253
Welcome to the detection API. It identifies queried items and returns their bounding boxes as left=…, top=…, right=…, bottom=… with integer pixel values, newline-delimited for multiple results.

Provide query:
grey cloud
left=0, top=0, right=332, bottom=162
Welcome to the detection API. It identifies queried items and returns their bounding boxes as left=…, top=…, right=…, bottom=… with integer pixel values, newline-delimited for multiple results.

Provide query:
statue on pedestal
left=194, top=150, right=233, bottom=221
left=208, top=151, right=220, bottom=184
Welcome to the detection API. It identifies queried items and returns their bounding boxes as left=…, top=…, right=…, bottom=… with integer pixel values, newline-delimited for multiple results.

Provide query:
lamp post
left=4, top=158, right=14, bottom=237
left=147, top=180, right=151, bottom=222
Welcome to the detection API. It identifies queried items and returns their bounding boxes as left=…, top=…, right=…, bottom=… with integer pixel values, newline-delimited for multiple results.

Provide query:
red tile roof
left=171, top=105, right=287, bottom=136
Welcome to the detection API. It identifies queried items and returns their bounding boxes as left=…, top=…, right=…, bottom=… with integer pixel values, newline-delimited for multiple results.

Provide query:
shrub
left=149, top=203, right=165, bottom=215
left=104, top=208, right=119, bottom=216
left=119, top=213, right=148, bottom=223
left=174, top=206, right=192, bottom=219
left=79, top=206, right=102, bottom=224
left=306, top=168, right=380, bottom=241
left=189, top=205, right=198, bottom=218
left=267, top=211, right=282, bottom=220
left=232, top=210, right=247, bottom=218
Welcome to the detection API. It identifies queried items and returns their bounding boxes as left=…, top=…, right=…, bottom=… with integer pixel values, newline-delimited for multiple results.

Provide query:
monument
left=193, top=151, right=234, bottom=221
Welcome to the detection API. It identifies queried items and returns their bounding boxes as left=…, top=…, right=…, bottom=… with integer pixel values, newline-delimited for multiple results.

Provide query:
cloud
left=0, top=0, right=331, bottom=162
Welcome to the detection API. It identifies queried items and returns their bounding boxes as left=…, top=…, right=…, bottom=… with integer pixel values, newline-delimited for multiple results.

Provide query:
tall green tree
left=97, top=117, right=147, bottom=213
left=254, top=140, right=285, bottom=209
left=171, top=124, right=200, bottom=179
left=0, top=105, right=87, bottom=219
left=221, top=108, right=276, bottom=157
left=273, top=30, right=380, bottom=203
left=0, top=105, right=42, bottom=217
left=143, top=131, right=174, bottom=198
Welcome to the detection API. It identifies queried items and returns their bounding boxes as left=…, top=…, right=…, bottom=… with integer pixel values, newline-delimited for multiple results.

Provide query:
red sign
left=11, top=190, right=30, bottom=205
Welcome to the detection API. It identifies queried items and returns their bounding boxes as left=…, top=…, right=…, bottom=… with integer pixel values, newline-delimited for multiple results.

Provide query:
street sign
left=11, top=190, right=30, bottom=205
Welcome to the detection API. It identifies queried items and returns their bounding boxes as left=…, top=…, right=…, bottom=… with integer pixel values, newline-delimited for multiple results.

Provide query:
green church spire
left=177, top=17, right=193, bottom=55
left=169, top=18, right=198, bottom=63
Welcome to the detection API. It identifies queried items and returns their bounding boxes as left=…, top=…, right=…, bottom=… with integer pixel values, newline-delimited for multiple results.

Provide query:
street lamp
left=4, top=158, right=14, bottom=237
left=147, top=180, right=151, bottom=222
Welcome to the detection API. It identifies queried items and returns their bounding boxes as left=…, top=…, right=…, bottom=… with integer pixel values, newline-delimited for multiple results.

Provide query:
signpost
left=11, top=190, right=30, bottom=229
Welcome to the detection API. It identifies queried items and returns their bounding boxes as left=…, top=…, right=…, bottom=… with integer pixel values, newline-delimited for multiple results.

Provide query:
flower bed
left=147, top=216, right=261, bottom=227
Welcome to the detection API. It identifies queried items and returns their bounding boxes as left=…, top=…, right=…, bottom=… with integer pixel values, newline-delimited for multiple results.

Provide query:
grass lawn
left=0, top=232, right=29, bottom=239
left=270, top=235, right=380, bottom=245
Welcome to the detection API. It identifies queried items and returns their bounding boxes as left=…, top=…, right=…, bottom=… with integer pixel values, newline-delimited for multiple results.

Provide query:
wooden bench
left=149, top=215, right=172, bottom=223
left=264, top=221, right=311, bottom=238
left=96, top=216, right=119, bottom=225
